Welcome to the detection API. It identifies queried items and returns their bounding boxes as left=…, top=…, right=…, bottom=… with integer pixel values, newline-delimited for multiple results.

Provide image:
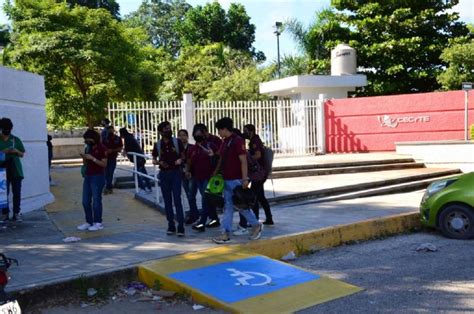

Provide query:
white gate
left=108, top=96, right=325, bottom=156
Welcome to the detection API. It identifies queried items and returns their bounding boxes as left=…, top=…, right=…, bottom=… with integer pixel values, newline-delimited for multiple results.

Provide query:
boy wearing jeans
left=212, top=117, right=263, bottom=244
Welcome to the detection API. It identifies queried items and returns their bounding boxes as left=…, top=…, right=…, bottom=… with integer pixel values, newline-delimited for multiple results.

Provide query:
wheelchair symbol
left=227, top=268, right=272, bottom=286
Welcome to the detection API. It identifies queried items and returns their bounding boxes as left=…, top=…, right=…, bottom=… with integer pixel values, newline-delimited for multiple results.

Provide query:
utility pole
left=274, top=22, right=283, bottom=78
left=462, top=82, right=472, bottom=140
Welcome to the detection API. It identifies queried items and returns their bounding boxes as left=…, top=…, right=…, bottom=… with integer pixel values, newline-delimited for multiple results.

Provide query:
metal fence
left=108, top=97, right=323, bottom=156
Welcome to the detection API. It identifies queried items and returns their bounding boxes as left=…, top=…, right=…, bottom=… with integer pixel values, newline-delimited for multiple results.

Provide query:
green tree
left=178, top=2, right=259, bottom=56
left=4, top=0, right=155, bottom=128
left=207, top=66, right=273, bottom=101
left=286, top=8, right=349, bottom=74
left=329, top=0, right=471, bottom=95
left=124, top=0, right=190, bottom=56
left=437, top=39, right=474, bottom=90
left=158, top=43, right=256, bottom=100
left=0, top=24, right=10, bottom=65
left=66, top=0, right=120, bottom=19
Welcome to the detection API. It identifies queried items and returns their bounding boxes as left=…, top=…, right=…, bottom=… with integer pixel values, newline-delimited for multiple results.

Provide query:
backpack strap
left=156, top=137, right=180, bottom=159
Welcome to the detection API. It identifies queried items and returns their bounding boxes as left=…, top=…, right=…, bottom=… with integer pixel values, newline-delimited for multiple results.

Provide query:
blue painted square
left=169, top=256, right=320, bottom=303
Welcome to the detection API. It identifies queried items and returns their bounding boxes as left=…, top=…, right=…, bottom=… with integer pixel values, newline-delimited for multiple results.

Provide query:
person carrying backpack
left=152, top=121, right=186, bottom=237
left=212, top=117, right=263, bottom=244
left=186, top=126, right=219, bottom=232
left=243, top=124, right=274, bottom=225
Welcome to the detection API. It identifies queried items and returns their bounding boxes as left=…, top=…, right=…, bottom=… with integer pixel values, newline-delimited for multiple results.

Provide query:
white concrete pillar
left=317, top=94, right=327, bottom=154
left=181, top=93, right=195, bottom=142
left=0, top=66, right=54, bottom=212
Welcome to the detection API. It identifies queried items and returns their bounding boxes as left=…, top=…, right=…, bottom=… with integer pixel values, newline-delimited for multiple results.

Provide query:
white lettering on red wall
left=377, top=115, right=431, bottom=128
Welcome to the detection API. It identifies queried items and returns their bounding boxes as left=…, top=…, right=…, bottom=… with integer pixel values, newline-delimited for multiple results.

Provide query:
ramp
left=138, top=247, right=361, bottom=313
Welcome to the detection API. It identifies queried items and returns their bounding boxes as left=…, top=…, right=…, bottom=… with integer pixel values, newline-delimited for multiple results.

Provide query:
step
left=268, top=169, right=462, bottom=205
left=271, top=162, right=425, bottom=179
left=272, top=158, right=415, bottom=172
left=113, top=159, right=420, bottom=187
left=292, top=175, right=458, bottom=206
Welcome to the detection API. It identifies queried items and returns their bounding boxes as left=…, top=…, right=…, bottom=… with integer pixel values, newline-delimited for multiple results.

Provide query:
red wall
left=325, top=90, right=474, bottom=153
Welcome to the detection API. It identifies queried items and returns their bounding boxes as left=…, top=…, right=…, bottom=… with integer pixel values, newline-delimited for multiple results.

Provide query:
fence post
left=133, top=154, right=139, bottom=194
left=317, top=94, right=327, bottom=154
left=182, top=93, right=195, bottom=142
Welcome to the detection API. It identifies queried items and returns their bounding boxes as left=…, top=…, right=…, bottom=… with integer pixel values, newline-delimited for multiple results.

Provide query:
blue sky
left=1, top=0, right=473, bottom=63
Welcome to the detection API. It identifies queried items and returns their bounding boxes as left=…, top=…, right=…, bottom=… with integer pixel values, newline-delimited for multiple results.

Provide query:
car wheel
left=439, top=204, right=474, bottom=239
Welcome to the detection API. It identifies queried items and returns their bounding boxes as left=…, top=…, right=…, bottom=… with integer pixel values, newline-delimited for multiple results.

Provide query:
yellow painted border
left=138, top=212, right=420, bottom=313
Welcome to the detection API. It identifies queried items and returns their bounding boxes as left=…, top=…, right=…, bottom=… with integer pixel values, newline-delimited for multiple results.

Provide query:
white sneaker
left=88, top=223, right=104, bottom=231
left=77, top=223, right=92, bottom=231
left=233, top=226, right=249, bottom=236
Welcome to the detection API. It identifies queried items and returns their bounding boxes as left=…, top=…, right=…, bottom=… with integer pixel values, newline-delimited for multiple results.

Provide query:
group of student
left=78, top=117, right=273, bottom=244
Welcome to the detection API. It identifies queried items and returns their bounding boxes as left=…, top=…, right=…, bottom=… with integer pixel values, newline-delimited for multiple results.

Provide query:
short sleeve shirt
left=0, top=135, right=25, bottom=178
left=249, top=135, right=265, bottom=167
left=187, top=141, right=218, bottom=181
left=152, top=138, right=185, bottom=171
left=208, top=134, right=223, bottom=149
left=103, top=135, right=123, bottom=160
left=219, top=134, right=246, bottom=180
left=85, top=144, right=107, bottom=176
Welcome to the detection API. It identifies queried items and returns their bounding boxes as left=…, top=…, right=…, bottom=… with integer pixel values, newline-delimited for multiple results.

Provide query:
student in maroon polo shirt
left=186, top=125, right=219, bottom=232
left=77, top=129, right=108, bottom=232
left=244, top=124, right=273, bottom=225
left=152, top=121, right=186, bottom=237
left=212, top=117, right=263, bottom=244
left=102, top=126, right=123, bottom=195
left=194, top=123, right=223, bottom=151
left=178, top=129, right=199, bottom=225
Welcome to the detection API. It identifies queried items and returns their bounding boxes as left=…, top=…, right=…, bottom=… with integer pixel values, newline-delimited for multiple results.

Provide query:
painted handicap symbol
left=227, top=268, right=272, bottom=287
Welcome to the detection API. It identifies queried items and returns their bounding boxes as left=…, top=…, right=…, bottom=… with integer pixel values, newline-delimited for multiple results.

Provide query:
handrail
left=116, top=152, right=161, bottom=203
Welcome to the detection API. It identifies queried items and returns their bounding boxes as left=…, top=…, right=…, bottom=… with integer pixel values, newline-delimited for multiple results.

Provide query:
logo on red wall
left=377, top=115, right=431, bottom=128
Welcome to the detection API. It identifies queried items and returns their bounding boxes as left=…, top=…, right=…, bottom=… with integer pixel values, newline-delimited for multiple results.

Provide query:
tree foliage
left=124, top=0, right=190, bottom=56
left=437, top=38, right=474, bottom=90
left=66, top=0, right=120, bottom=19
left=288, top=1, right=471, bottom=95
left=178, top=2, right=260, bottom=56
left=4, top=0, right=156, bottom=128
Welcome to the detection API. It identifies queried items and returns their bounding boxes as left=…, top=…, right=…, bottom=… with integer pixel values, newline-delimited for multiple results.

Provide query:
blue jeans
left=183, top=177, right=199, bottom=220
left=82, top=175, right=106, bottom=224
left=105, top=158, right=117, bottom=189
left=159, top=169, right=184, bottom=230
left=222, top=180, right=259, bottom=234
left=1, top=176, right=22, bottom=215
left=137, top=165, right=152, bottom=190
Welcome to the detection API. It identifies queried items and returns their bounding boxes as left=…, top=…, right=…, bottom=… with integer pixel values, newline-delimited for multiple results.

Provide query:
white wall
left=0, top=66, right=54, bottom=212
left=396, top=141, right=474, bottom=173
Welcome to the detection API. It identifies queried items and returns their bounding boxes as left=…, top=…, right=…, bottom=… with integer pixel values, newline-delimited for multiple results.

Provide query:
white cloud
left=452, top=0, right=474, bottom=23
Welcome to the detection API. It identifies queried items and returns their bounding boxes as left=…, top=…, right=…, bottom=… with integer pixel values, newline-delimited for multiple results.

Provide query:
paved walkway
left=2, top=167, right=422, bottom=292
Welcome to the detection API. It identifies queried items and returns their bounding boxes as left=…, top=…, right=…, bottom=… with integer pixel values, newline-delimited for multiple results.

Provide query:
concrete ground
left=295, top=233, right=474, bottom=313
left=1, top=167, right=422, bottom=293
left=41, top=233, right=474, bottom=314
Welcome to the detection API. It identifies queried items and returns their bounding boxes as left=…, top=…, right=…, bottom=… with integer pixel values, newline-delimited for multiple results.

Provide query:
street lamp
left=462, top=82, right=472, bottom=141
left=274, top=21, right=283, bottom=78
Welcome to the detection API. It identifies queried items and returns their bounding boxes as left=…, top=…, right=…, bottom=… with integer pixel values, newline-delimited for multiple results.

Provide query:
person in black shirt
left=119, top=127, right=152, bottom=193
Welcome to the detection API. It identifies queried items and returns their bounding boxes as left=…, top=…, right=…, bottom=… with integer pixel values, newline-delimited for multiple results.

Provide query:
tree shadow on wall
left=325, top=101, right=368, bottom=153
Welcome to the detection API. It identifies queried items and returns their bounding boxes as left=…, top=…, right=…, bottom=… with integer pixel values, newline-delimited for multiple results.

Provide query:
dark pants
left=82, top=175, right=105, bottom=224
left=105, top=158, right=117, bottom=189
left=183, top=177, right=199, bottom=220
left=159, top=169, right=184, bottom=230
left=1, top=176, right=22, bottom=215
left=136, top=164, right=152, bottom=190
left=239, top=180, right=272, bottom=227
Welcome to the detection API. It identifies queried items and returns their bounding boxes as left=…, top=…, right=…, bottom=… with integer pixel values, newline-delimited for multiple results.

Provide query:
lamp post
left=274, top=21, right=283, bottom=78
left=462, top=82, right=472, bottom=141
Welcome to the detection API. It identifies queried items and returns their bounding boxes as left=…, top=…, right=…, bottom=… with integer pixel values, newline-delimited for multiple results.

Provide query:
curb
left=239, top=212, right=422, bottom=259
left=9, top=212, right=422, bottom=311
left=10, top=266, right=136, bottom=312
